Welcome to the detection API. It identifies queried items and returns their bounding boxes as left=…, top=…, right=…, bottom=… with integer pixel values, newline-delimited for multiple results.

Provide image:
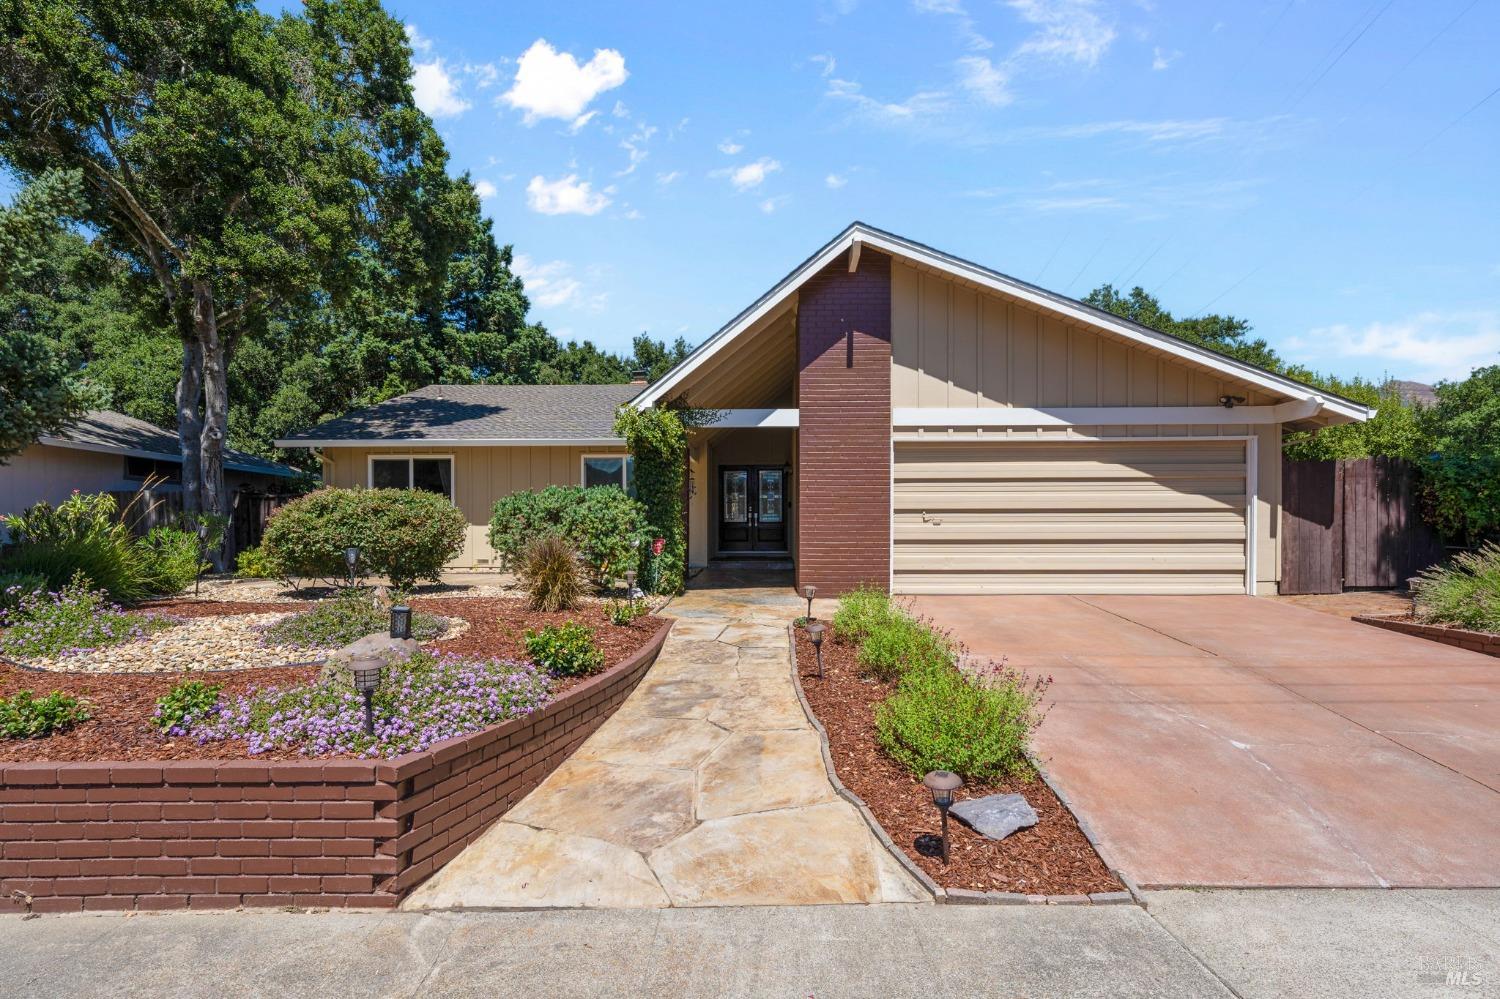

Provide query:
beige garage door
left=893, top=440, right=1249, bottom=594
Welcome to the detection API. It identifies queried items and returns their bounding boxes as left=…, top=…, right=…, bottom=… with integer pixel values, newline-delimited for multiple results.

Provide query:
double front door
left=719, top=466, right=787, bottom=552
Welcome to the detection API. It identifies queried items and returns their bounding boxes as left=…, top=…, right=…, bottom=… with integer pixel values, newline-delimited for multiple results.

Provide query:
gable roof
left=633, top=222, right=1373, bottom=424
left=275, top=384, right=641, bottom=448
left=39, top=411, right=297, bottom=478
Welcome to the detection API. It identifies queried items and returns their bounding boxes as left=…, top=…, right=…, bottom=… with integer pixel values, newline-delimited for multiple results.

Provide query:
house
left=2, top=409, right=300, bottom=515
left=279, top=223, right=1371, bottom=595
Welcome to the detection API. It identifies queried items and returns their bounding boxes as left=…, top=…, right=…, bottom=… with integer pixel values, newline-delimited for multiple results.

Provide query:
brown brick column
left=796, top=248, right=892, bottom=595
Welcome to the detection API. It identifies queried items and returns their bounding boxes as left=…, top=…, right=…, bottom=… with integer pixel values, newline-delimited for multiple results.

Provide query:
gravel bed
left=11, top=612, right=309, bottom=674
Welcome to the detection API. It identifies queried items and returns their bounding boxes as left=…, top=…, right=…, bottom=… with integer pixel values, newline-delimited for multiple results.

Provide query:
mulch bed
left=794, top=625, right=1120, bottom=897
left=0, top=597, right=667, bottom=764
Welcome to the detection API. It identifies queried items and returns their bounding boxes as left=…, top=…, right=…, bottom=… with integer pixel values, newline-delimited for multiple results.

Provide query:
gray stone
left=950, top=793, right=1039, bottom=841
left=319, top=632, right=418, bottom=681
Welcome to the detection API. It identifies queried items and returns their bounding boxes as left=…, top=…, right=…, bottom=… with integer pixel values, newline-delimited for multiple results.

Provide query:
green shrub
left=0, top=690, right=91, bottom=739
left=136, top=526, right=206, bottom=596
left=1419, top=456, right=1500, bottom=547
left=524, top=621, right=605, bottom=677
left=154, top=680, right=223, bottom=736
left=260, top=589, right=447, bottom=650
left=606, top=598, right=647, bottom=625
left=832, top=586, right=899, bottom=645
left=857, top=612, right=955, bottom=682
left=0, top=574, right=175, bottom=660
left=488, top=485, right=648, bottom=585
left=613, top=406, right=695, bottom=594
left=2, top=491, right=150, bottom=602
left=0, top=571, right=47, bottom=615
left=875, top=661, right=1049, bottom=782
left=234, top=544, right=283, bottom=580
left=259, top=487, right=466, bottom=590
left=1412, top=542, right=1500, bottom=633
left=516, top=534, right=590, bottom=612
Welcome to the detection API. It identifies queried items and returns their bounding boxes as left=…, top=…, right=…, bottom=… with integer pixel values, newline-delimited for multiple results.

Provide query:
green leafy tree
left=0, top=0, right=470, bottom=516
left=1417, top=366, right=1500, bottom=544
left=0, top=168, right=92, bottom=460
left=1084, top=284, right=1282, bottom=370
left=1281, top=375, right=1425, bottom=461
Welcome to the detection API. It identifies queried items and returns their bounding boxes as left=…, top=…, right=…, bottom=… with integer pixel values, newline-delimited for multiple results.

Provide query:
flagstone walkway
left=405, top=573, right=927, bottom=909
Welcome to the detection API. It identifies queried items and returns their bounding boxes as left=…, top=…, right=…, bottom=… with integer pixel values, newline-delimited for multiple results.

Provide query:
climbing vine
left=613, top=404, right=714, bottom=594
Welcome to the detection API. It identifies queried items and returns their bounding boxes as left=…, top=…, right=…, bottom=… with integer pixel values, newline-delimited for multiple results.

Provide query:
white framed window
left=581, top=453, right=635, bottom=495
left=368, top=455, right=454, bottom=501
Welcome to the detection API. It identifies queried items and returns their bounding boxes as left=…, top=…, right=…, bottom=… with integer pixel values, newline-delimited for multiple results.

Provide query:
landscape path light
left=195, top=522, right=210, bottom=596
left=352, top=655, right=384, bottom=736
left=625, top=569, right=640, bottom=602
left=389, top=605, right=412, bottom=640
left=804, top=584, right=817, bottom=622
left=923, top=770, right=964, bottom=864
left=344, top=546, right=361, bottom=587
left=807, top=621, right=827, bottom=679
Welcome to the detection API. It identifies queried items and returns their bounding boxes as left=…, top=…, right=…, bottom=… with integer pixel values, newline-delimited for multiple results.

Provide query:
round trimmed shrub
left=260, top=487, right=466, bottom=590
left=489, top=485, right=648, bottom=585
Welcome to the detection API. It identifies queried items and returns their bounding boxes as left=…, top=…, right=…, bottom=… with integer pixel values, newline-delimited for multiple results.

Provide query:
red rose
left=651, top=537, right=665, bottom=556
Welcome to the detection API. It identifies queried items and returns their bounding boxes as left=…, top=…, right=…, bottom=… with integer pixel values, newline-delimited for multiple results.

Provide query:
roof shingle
left=40, top=411, right=297, bottom=478
left=276, top=384, right=642, bottom=445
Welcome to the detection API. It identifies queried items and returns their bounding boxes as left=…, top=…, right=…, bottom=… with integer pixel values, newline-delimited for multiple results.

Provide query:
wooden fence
left=1281, top=456, right=1447, bottom=594
left=108, top=488, right=294, bottom=563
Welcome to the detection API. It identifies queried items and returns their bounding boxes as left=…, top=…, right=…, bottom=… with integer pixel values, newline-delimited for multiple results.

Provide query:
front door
left=718, top=466, right=787, bottom=553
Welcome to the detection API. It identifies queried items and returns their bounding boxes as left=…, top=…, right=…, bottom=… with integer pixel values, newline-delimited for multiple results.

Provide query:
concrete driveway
left=910, top=594, right=1500, bottom=889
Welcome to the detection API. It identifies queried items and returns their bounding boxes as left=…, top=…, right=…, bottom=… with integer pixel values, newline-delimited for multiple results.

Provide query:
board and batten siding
left=319, top=444, right=626, bottom=568
left=888, top=261, right=1283, bottom=588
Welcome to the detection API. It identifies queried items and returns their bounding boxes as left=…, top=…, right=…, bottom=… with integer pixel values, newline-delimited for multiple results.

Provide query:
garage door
left=893, top=440, right=1249, bottom=594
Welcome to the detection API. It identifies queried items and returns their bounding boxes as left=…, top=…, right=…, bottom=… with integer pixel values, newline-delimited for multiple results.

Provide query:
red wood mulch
left=0, top=597, right=667, bottom=764
left=793, top=625, right=1120, bottom=897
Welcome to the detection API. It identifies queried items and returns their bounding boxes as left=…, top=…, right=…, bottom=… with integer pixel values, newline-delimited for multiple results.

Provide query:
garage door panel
left=892, top=440, right=1248, bottom=595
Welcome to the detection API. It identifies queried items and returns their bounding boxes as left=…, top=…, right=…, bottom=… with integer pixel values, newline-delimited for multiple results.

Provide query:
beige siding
left=893, top=440, right=1249, bottom=594
left=889, top=261, right=1283, bottom=587
left=319, top=444, right=626, bottom=568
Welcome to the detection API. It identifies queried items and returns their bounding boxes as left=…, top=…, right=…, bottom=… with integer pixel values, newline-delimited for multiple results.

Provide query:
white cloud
left=617, top=123, right=658, bottom=175
left=656, top=170, right=684, bottom=185
left=955, top=56, right=1011, bottom=106
left=502, top=39, right=628, bottom=128
left=525, top=174, right=612, bottom=216
left=411, top=58, right=470, bottom=118
left=809, top=53, right=837, bottom=77
left=1289, top=312, right=1500, bottom=382
left=1007, top=0, right=1115, bottom=67
left=1009, top=117, right=1229, bottom=143
left=473, top=179, right=498, bottom=200
left=718, top=138, right=744, bottom=155
left=1151, top=46, right=1181, bottom=70
left=760, top=195, right=791, bottom=213
left=913, top=0, right=993, bottom=51
left=716, top=157, right=782, bottom=191
left=405, top=23, right=433, bottom=55
left=825, top=173, right=848, bottom=189
left=512, top=254, right=589, bottom=309
left=466, top=62, right=500, bottom=89
left=826, top=77, right=952, bottom=123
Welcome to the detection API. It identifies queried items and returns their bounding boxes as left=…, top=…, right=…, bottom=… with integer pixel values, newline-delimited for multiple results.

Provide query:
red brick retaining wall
left=1353, top=615, right=1500, bottom=658
left=0, top=623, right=670, bottom=914
left=796, top=247, right=893, bottom=596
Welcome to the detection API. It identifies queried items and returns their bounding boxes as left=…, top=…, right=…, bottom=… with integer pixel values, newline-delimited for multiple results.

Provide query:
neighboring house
left=280, top=223, right=1372, bottom=595
left=1, top=410, right=300, bottom=515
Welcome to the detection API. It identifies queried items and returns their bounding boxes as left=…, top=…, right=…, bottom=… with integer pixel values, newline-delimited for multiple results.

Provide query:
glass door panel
left=757, top=470, right=783, bottom=523
left=722, top=470, right=748, bottom=523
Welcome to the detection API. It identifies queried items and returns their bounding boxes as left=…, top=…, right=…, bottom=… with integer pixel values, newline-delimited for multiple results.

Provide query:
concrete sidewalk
left=2, top=890, right=1497, bottom=997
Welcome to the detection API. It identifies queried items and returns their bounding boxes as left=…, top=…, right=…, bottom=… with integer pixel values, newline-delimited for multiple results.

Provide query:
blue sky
left=384, top=0, right=1498, bottom=385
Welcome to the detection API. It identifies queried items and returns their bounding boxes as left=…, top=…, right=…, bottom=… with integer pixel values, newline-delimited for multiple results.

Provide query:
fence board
left=1281, top=459, right=1342, bottom=594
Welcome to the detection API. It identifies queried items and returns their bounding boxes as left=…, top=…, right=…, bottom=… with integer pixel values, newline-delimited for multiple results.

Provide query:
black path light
left=344, top=546, right=360, bottom=587
left=803, top=584, right=817, bottom=622
left=389, top=605, right=412, bottom=640
left=352, top=655, right=384, bottom=736
left=923, top=770, right=964, bottom=864
left=807, top=621, right=827, bottom=679
left=625, top=569, right=640, bottom=602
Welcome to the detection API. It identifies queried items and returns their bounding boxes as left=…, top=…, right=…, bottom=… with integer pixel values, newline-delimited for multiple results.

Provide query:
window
left=124, top=456, right=182, bottom=483
left=581, top=454, right=635, bottom=495
left=369, top=456, right=454, bottom=500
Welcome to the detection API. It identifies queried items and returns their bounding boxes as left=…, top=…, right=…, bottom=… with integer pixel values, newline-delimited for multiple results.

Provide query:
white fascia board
left=703, top=408, right=800, bottom=429
left=893, top=402, right=1320, bottom=427
left=274, top=437, right=626, bottom=449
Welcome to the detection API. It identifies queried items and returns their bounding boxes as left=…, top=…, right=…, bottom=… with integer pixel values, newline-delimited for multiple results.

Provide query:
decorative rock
left=950, top=793, right=1039, bottom=841
left=320, top=632, right=419, bottom=680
